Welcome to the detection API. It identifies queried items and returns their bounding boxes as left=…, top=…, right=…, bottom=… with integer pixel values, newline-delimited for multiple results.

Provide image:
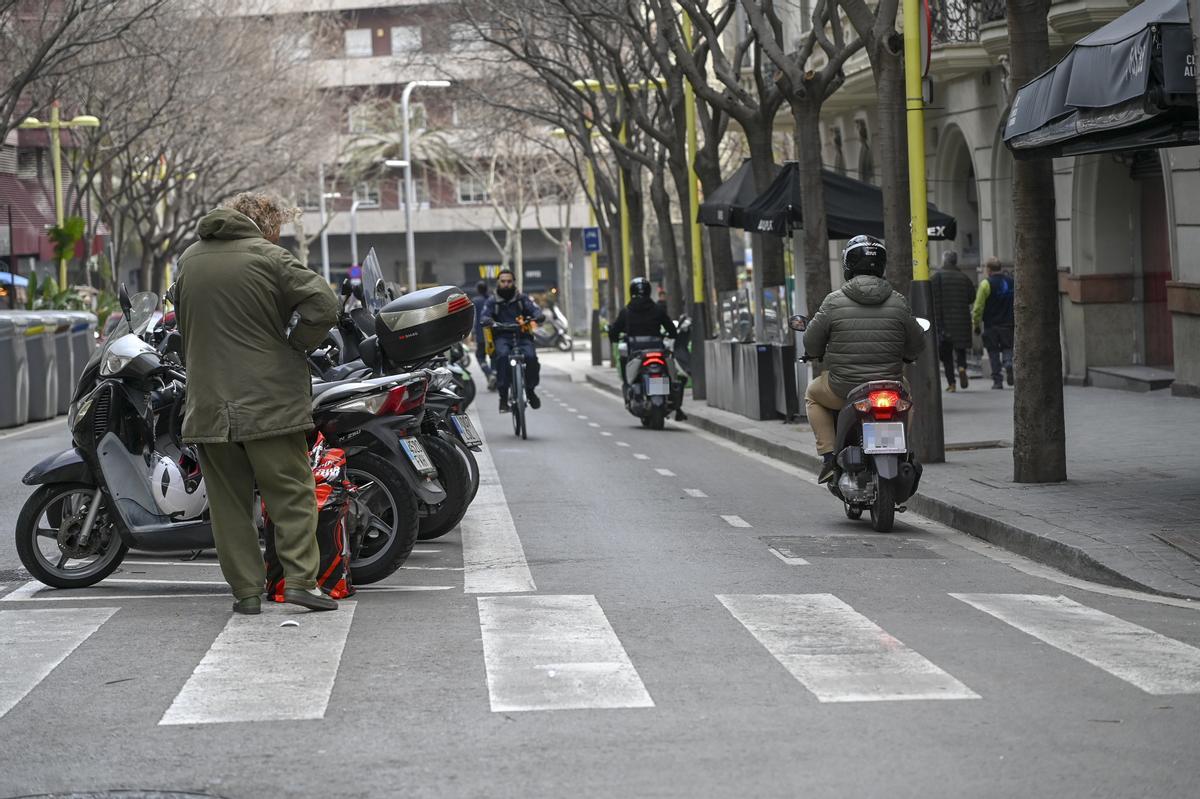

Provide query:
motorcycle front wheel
left=16, top=483, right=128, bottom=589
left=345, top=453, right=420, bottom=584
left=417, top=433, right=472, bottom=540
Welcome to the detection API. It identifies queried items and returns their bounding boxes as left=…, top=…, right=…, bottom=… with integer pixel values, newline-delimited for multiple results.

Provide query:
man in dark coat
left=609, top=276, right=686, bottom=421
left=932, top=250, right=975, bottom=392
left=480, top=268, right=544, bottom=413
left=972, top=257, right=1015, bottom=389
left=470, top=281, right=493, bottom=384
left=174, top=192, right=340, bottom=614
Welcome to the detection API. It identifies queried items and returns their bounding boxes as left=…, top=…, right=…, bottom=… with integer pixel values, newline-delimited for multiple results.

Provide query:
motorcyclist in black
left=609, top=277, right=688, bottom=421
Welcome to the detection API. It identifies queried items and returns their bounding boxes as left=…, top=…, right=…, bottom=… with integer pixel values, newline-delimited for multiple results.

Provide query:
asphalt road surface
left=1, top=362, right=1198, bottom=799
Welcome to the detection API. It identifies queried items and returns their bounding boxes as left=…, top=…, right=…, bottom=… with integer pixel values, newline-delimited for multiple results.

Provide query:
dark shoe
left=674, top=409, right=688, bottom=422
left=526, top=390, right=541, bottom=409
left=992, top=381, right=1004, bottom=390
left=945, top=383, right=956, bottom=393
left=283, top=587, right=338, bottom=612
left=232, top=596, right=261, bottom=615
left=818, top=454, right=837, bottom=484
left=499, top=396, right=510, bottom=413
left=1005, top=366, right=1014, bottom=386
left=958, top=367, right=969, bottom=389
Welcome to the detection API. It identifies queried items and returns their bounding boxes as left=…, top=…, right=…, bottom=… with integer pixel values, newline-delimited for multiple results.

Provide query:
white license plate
left=862, top=423, right=907, bottom=454
left=646, top=376, right=671, bottom=396
left=400, top=437, right=438, bottom=476
left=450, top=413, right=482, bottom=447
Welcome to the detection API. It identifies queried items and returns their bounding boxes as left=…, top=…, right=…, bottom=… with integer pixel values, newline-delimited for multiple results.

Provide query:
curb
left=585, top=372, right=1196, bottom=601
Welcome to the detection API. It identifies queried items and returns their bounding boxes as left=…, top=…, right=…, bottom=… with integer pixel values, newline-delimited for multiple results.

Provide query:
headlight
left=332, top=392, right=388, bottom=415
left=101, top=351, right=133, bottom=376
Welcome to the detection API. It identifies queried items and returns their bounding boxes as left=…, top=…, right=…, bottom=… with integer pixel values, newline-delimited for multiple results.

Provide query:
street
left=1, top=361, right=1198, bottom=799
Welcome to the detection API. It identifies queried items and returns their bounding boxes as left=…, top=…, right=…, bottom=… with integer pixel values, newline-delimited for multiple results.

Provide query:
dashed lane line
left=683, top=488, right=708, bottom=498
left=721, top=515, right=752, bottom=528
left=655, top=468, right=676, bottom=477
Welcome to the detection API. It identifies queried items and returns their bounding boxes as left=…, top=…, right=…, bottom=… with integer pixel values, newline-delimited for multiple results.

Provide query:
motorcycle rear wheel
left=345, top=453, right=420, bottom=584
left=870, top=478, right=895, bottom=533
left=446, top=433, right=481, bottom=504
left=16, top=483, right=128, bottom=589
left=417, top=433, right=472, bottom=540
left=647, top=405, right=666, bottom=431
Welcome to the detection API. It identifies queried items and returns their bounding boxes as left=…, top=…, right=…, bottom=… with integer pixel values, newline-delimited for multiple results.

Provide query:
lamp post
left=317, top=170, right=340, bottom=283
left=19, top=101, right=100, bottom=287
left=350, top=199, right=362, bottom=267
left=401, top=80, right=451, bottom=292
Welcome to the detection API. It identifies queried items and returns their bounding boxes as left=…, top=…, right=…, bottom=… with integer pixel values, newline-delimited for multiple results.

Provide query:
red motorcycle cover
left=263, top=438, right=356, bottom=601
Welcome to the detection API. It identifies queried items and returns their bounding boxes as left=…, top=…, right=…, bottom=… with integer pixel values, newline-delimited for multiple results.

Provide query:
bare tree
left=1007, top=0, right=1066, bottom=483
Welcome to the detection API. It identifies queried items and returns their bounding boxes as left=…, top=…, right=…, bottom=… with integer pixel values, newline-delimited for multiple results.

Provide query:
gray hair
left=941, top=250, right=958, bottom=269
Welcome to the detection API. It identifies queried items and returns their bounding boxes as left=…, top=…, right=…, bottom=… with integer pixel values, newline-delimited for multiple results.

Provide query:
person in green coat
left=173, top=192, right=340, bottom=614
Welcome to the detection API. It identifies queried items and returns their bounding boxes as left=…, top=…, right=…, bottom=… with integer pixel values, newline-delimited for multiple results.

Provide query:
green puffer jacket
left=803, top=275, right=926, bottom=398
left=174, top=209, right=339, bottom=443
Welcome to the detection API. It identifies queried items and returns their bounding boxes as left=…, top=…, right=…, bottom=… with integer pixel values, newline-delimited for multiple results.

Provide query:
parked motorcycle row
left=16, top=249, right=482, bottom=591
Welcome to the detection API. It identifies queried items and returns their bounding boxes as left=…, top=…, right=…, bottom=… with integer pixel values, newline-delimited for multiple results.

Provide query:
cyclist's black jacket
left=608, top=296, right=676, bottom=341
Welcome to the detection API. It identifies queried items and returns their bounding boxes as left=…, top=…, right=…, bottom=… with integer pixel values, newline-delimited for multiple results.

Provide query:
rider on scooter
left=803, top=235, right=925, bottom=484
left=608, top=276, right=688, bottom=422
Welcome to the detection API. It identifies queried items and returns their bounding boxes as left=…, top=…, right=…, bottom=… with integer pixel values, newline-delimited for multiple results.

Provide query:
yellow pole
left=587, top=158, right=599, bottom=312
left=618, top=113, right=631, bottom=303
left=49, top=102, right=66, bottom=288
left=904, top=0, right=929, bottom=282
left=683, top=15, right=703, bottom=306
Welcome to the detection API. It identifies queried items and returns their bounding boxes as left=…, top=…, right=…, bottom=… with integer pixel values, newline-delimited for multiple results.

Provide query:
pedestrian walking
left=972, top=256, right=1015, bottom=390
left=931, top=251, right=975, bottom=392
left=173, top=192, right=340, bottom=614
left=471, top=281, right=493, bottom=382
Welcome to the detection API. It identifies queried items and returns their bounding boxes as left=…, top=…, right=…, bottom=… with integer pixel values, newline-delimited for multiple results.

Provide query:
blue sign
left=583, top=226, right=602, bottom=254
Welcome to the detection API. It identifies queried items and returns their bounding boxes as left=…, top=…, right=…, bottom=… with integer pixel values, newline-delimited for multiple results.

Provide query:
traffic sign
left=583, top=227, right=602, bottom=254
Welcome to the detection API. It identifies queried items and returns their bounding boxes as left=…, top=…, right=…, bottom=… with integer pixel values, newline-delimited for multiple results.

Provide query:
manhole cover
left=764, top=536, right=941, bottom=560
left=11, top=793, right=225, bottom=799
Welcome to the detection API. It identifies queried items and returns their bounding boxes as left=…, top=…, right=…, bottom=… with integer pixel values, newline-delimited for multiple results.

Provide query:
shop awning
left=737, top=162, right=957, bottom=241
left=1003, top=0, right=1197, bottom=159
left=696, top=158, right=781, bottom=227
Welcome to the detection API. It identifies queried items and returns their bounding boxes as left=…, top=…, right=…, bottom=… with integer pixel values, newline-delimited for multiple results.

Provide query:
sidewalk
left=569, top=354, right=1200, bottom=601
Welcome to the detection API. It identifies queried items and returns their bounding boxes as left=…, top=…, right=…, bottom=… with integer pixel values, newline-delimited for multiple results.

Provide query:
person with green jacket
left=173, top=193, right=340, bottom=614
left=802, top=235, right=925, bottom=484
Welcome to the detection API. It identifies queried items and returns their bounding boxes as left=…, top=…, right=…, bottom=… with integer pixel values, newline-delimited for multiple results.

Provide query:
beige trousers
left=804, top=372, right=844, bottom=456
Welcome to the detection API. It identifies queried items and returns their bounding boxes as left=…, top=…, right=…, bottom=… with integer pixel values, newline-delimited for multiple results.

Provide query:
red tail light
left=447, top=295, right=472, bottom=314
left=378, top=380, right=426, bottom=416
left=642, top=352, right=667, bottom=368
left=854, top=389, right=910, bottom=421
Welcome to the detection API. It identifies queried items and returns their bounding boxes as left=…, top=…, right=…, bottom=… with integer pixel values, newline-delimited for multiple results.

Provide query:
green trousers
left=198, top=432, right=319, bottom=600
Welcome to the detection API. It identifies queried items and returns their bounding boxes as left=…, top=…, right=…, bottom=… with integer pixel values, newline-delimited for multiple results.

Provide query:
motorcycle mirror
left=118, top=283, right=132, bottom=314
left=352, top=283, right=365, bottom=302
left=916, top=317, right=932, bottom=333
left=340, top=278, right=353, bottom=298
left=375, top=278, right=387, bottom=299
left=788, top=314, right=808, bottom=332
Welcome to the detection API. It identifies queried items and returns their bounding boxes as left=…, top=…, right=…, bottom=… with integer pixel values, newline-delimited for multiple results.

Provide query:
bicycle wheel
left=511, top=358, right=525, bottom=438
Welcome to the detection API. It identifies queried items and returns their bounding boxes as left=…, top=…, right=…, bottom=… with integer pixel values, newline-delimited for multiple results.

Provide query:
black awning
left=696, top=158, right=781, bottom=227
left=737, top=162, right=957, bottom=241
left=1004, top=0, right=1198, bottom=159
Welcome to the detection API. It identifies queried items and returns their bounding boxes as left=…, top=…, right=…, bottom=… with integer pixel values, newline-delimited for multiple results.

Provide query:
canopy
left=696, top=159, right=780, bottom=227
left=0, top=271, right=28, bottom=287
left=1003, top=0, right=1197, bottom=159
left=737, top=162, right=957, bottom=241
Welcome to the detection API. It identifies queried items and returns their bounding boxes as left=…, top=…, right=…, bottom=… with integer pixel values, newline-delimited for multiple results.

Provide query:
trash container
left=65, top=311, right=98, bottom=384
left=45, top=312, right=74, bottom=415
left=22, top=312, right=59, bottom=421
left=0, top=311, right=30, bottom=428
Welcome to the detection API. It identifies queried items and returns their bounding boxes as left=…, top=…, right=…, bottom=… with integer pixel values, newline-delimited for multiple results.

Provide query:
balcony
left=929, top=0, right=1007, bottom=45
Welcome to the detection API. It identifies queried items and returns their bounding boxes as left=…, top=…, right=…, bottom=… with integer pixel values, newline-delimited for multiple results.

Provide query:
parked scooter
left=533, top=305, right=573, bottom=351
left=789, top=314, right=926, bottom=533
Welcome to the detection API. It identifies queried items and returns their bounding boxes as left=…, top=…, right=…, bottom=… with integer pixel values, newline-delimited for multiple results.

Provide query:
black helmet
left=842, top=235, right=887, bottom=281
left=630, top=276, right=652, bottom=300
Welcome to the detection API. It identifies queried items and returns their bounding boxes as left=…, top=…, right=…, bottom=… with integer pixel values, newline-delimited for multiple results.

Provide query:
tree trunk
left=873, top=51, right=912, bottom=296
left=745, top=125, right=785, bottom=288
left=650, top=167, right=683, bottom=317
left=667, top=156, right=695, bottom=311
left=697, top=158, right=737, bottom=296
left=1008, top=0, right=1066, bottom=483
left=794, top=102, right=832, bottom=316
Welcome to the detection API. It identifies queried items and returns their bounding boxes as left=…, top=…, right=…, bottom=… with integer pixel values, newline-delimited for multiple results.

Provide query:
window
left=400, top=169, right=430, bottom=210
left=390, top=25, right=421, bottom=53
left=299, top=188, right=321, bottom=211
left=353, top=182, right=380, bottom=208
left=457, top=171, right=489, bottom=204
left=343, top=28, right=372, bottom=58
left=449, top=23, right=486, bottom=51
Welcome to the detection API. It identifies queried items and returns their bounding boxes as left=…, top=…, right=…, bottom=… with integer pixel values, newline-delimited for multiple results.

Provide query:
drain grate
left=764, top=536, right=941, bottom=560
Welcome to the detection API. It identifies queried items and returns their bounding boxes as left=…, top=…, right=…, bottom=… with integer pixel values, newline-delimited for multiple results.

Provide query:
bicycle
left=487, top=319, right=536, bottom=440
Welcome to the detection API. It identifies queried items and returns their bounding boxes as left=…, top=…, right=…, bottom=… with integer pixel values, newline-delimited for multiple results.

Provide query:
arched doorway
left=933, top=125, right=981, bottom=271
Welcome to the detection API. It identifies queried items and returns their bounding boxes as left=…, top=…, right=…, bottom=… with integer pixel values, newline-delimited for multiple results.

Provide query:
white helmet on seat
left=150, top=451, right=208, bottom=520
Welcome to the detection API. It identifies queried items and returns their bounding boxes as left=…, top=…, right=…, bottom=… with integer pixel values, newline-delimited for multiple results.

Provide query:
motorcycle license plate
left=450, top=413, right=482, bottom=447
left=862, top=423, right=907, bottom=454
left=646, top=376, right=671, bottom=396
left=400, top=437, right=438, bottom=476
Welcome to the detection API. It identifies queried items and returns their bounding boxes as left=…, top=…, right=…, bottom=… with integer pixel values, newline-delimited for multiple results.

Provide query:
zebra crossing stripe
left=478, top=595, right=654, bottom=712
left=718, top=594, right=979, bottom=702
left=160, top=602, right=356, bottom=725
left=0, top=608, right=118, bottom=719
left=952, top=593, right=1200, bottom=695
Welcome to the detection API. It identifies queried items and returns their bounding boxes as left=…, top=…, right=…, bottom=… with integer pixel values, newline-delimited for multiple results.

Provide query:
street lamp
left=316, top=161, right=340, bottom=283
left=401, top=80, right=450, bottom=292
left=350, top=199, right=362, bottom=267
left=20, top=101, right=101, bottom=287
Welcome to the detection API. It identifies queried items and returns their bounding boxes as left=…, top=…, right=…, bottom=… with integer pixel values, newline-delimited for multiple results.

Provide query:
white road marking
left=654, top=468, right=676, bottom=477
left=351, top=585, right=454, bottom=592
left=1, top=581, right=47, bottom=602
left=588, top=422, right=600, bottom=428
left=119, top=560, right=221, bottom=568
left=683, top=488, right=708, bottom=498
left=478, top=595, right=654, bottom=712
left=567, top=407, right=578, bottom=412
left=0, top=607, right=118, bottom=719
left=721, top=515, right=751, bottom=528
left=768, top=547, right=810, bottom=566
left=399, top=566, right=465, bottom=571
left=103, top=579, right=228, bottom=586
left=719, top=594, right=978, bottom=702
left=160, top=602, right=356, bottom=725
left=952, top=593, right=1200, bottom=694
left=600, top=431, right=613, bottom=437
left=633, top=453, right=650, bottom=461
left=616, top=441, right=630, bottom=448
left=577, top=414, right=589, bottom=420
left=460, top=407, right=536, bottom=594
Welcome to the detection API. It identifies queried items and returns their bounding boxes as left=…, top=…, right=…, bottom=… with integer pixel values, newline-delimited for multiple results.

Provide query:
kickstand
left=185, top=549, right=204, bottom=561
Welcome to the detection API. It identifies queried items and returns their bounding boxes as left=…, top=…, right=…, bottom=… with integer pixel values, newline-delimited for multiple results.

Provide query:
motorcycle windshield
left=361, top=248, right=387, bottom=315
left=99, top=292, right=159, bottom=360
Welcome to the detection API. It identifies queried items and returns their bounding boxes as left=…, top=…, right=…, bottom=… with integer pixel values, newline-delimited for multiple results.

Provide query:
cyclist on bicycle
left=480, top=268, right=545, bottom=413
